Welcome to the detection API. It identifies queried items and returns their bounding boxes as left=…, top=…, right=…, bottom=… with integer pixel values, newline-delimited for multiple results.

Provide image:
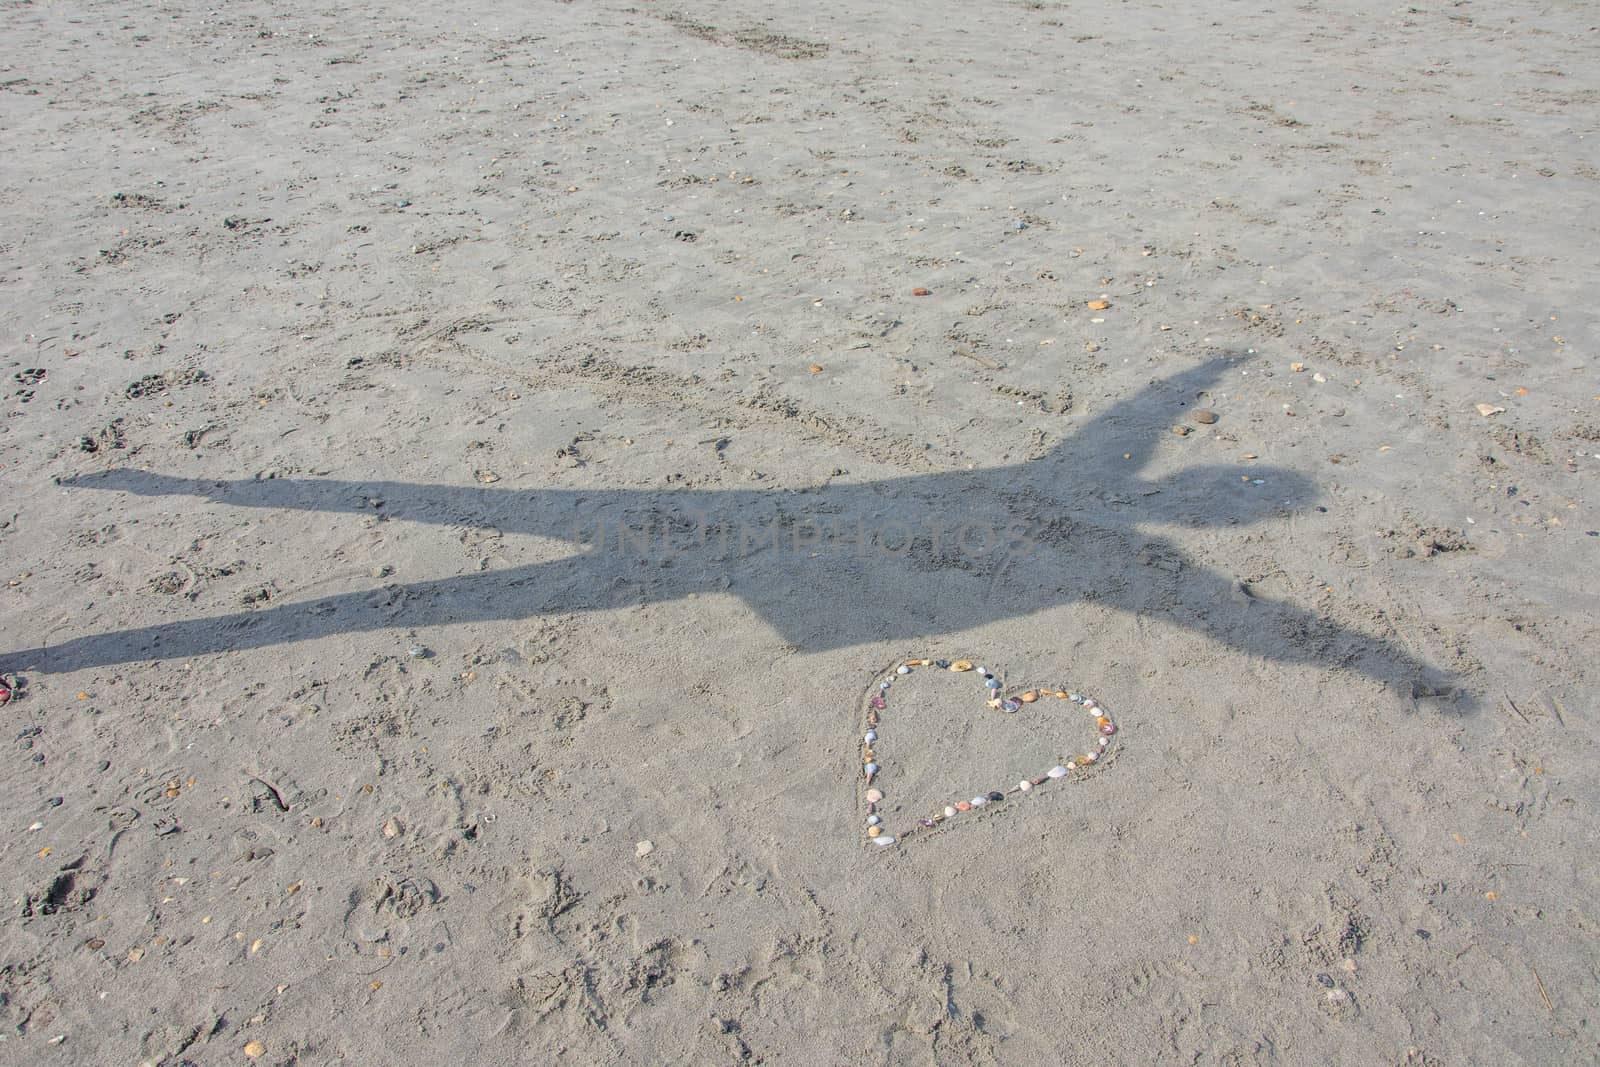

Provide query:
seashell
left=987, top=698, right=1003, bottom=709
left=911, top=287, right=931, bottom=296
left=955, top=801, right=972, bottom=811
left=867, top=814, right=881, bottom=826
left=1055, top=691, right=1069, bottom=698
left=1070, top=693, right=1083, bottom=703
left=1001, top=699, right=1021, bottom=713
left=867, top=826, right=882, bottom=837
left=865, top=788, right=883, bottom=803
left=1098, top=737, right=1109, bottom=747
left=985, top=678, right=1002, bottom=689
left=949, top=661, right=973, bottom=672
left=864, top=762, right=880, bottom=775
left=1099, top=720, right=1116, bottom=736
left=921, top=818, right=935, bottom=827
left=1047, top=765, right=1070, bottom=778
left=873, top=835, right=896, bottom=846
left=987, top=791, right=1005, bottom=802
left=1081, top=752, right=1098, bottom=764
left=944, top=806, right=957, bottom=818
left=971, top=795, right=989, bottom=807
left=870, top=695, right=886, bottom=710
left=935, top=659, right=951, bottom=669
left=865, top=730, right=878, bottom=743
left=1019, top=691, right=1038, bottom=703
left=1019, top=780, right=1033, bottom=792
left=896, top=665, right=910, bottom=675
left=862, top=749, right=875, bottom=760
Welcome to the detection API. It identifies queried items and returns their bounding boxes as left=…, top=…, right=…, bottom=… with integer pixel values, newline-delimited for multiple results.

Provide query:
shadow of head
left=1138, top=463, right=1319, bottom=526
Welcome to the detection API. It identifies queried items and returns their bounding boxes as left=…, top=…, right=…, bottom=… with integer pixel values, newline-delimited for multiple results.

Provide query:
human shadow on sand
left=15, top=356, right=1470, bottom=709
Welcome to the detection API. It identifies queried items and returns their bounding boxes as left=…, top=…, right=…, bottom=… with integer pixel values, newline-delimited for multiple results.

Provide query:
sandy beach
left=2, top=0, right=1598, bottom=1062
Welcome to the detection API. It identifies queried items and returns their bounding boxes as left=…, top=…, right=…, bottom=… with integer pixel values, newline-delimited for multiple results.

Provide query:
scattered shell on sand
left=1193, top=409, right=1218, bottom=424
left=635, top=839, right=655, bottom=858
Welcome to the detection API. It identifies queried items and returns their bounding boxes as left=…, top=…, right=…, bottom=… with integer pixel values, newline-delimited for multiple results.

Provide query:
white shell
left=896, top=665, right=910, bottom=674
left=1047, top=765, right=1069, bottom=778
left=873, top=835, right=897, bottom=847
left=866, top=814, right=881, bottom=826
left=971, top=795, right=989, bottom=807
left=1019, top=780, right=1033, bottom=792
left=1098, top=737, right=1109, bottom=747
left=864, top=762, right=879, bottom=776
left=864, top=730, right=877, bottom=743
left=943, top=806, right=957, bottom=818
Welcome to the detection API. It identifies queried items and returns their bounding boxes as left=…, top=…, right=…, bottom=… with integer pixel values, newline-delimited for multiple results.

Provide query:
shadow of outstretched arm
left=4, top=551, right=648, bottom=673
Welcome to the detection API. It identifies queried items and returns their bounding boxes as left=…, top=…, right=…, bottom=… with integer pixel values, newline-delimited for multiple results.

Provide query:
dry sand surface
left=2, top=0, right=1599, bottom=1062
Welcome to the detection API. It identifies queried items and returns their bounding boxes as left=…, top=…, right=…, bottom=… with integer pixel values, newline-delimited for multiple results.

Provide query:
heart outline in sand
left=859, top=657, right=1120, bottom=848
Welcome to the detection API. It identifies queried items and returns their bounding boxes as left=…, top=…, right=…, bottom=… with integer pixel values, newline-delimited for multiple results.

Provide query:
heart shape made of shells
left=860, top=657, right=1119, bottom=849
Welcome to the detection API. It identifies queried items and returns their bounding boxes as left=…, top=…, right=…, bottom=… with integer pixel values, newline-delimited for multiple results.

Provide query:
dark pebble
left=987, top=791, right=1005, bottom=802
left=935, top=659, right=950, bottom=669
left=1314, top=973, right=1334, bottom=988
left=98, top=760, right=111, bottom=772
left=48, top=796, right=63, bottom=807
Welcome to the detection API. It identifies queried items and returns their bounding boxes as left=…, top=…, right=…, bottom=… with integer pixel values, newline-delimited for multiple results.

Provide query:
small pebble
left=1193, top=409, right=1218, bottom=424
left=935, top=659, right=950, bottom=668
left=987, top=791, right=1005, bottom=802
left=635, top=840, right=655, bottom=858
